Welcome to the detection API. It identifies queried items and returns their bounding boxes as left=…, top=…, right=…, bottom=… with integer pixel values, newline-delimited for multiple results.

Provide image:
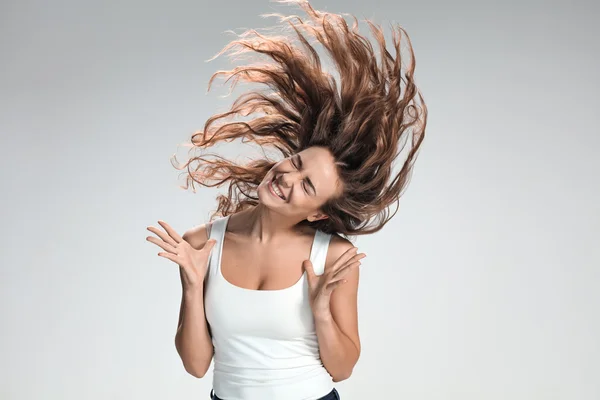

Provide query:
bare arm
left=174, top=223, right=214, bottom=378
left=314, top=235, right=362, bottom=382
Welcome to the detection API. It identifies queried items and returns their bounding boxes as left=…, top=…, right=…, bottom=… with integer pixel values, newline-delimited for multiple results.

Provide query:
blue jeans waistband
left=210, top=387, right=340, bottom=400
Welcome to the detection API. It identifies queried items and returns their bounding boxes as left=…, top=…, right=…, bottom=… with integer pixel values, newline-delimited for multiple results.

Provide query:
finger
left=332, top=253, right=365, bottom=275
left=332, top=260, right=361, bottom=279
left=147, top=226, right=178, bottom=247
left=158, top=251, right=182, bottom=264
left=146, top=236, right=177, bottom=253
left=303, top=260, right=316, bottom=280
left=325, top=246, right=358, bottom=273
left=325, top=278, right=348, bottom=294
left=157, top=220, right=184, bottom=244
left=202, top=239, right=217, bottom=253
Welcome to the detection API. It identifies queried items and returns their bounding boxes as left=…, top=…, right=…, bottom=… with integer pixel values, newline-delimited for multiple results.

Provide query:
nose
left=279, top=171, right=302, bottom=188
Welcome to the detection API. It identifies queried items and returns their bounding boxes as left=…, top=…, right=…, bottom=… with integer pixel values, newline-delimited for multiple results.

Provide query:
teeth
left=272, top=180, right=284, bottom=198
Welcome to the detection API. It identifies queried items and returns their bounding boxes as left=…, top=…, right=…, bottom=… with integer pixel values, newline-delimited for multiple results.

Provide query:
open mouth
left=269, top=175, right=286, bottom=200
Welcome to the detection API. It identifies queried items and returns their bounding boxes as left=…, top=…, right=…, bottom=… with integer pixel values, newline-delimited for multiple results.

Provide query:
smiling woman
left=152, top=0, right=427, bottom=399
left=172, top=0, right=427, bottom=236
left=259, top=147, right=345, bottom=221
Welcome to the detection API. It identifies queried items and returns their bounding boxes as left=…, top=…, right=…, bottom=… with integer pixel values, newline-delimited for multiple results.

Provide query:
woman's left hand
left=303, top=246, right=366, bottom=319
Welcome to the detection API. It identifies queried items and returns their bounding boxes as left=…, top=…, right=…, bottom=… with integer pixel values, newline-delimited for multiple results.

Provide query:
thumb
left=203, top=239, right=217, bottom=254
left=303, top=259, right=316, bottom=280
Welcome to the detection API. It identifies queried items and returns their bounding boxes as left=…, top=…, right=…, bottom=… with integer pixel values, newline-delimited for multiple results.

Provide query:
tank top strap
left=308, top=230, right=332, bottom=276
left=206, top=215, right=229, bottom=279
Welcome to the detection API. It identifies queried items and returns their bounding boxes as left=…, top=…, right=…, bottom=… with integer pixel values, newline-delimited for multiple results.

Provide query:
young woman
left=146, top=1, right=427, bottom=399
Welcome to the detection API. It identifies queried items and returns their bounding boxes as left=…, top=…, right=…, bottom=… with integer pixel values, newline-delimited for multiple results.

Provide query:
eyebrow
left=296, top=154, right=317, bottom=196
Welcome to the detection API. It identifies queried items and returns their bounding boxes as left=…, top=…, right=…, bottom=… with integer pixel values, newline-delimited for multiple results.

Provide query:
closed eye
left=291, top=156, right=309, bottom=195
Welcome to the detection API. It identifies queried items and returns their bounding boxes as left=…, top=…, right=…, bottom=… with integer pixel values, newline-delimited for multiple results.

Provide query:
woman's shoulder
left=328, top=232, right=354, bottom=252
left=306, top=224, right=353, bottom=250
left=322, top=232, right=356, bottom=267
left=182, top=213, right=234, bottom=247
left=181, top=222, right=211, bottom=250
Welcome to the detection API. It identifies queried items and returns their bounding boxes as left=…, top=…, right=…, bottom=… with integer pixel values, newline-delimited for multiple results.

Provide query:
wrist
left=313, top=309, right=333, bottom=323
left=184, top=286, right=204, bottom=299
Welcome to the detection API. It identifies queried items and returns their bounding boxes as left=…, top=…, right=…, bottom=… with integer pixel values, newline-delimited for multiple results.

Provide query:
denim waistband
left=210, top=387, right=340, bottom=400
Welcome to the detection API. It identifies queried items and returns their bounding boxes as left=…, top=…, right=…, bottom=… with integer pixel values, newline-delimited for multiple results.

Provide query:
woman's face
left=257, top=146, right=343, bottom=222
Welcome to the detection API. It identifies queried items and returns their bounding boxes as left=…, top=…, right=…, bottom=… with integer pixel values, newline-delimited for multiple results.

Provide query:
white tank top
left=204, top=214, right=335, bottom=400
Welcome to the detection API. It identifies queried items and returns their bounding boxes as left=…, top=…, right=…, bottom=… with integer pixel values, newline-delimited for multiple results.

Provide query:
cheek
left=291, top=192, right=318, bottom=208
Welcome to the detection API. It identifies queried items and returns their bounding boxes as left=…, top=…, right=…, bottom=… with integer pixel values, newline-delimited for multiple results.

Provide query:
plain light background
left=1, top=0, right=599, bottom=399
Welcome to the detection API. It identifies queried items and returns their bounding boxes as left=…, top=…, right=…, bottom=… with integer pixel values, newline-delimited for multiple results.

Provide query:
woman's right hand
left=146, top=220, right=217, bottom=290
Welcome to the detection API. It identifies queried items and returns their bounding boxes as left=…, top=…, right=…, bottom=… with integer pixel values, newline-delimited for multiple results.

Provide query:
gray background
left=1, top=0, right=599, bottom=399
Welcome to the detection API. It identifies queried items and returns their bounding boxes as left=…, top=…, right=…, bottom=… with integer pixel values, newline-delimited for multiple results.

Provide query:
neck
left=240, top=204, right=305, bottom=242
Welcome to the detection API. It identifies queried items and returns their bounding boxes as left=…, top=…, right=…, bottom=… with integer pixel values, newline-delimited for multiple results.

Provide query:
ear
left=307, top=212, right=328, bottom=222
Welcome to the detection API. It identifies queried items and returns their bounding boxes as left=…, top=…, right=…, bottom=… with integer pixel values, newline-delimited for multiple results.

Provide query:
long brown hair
left=172, top=0, right=427, bottom=236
